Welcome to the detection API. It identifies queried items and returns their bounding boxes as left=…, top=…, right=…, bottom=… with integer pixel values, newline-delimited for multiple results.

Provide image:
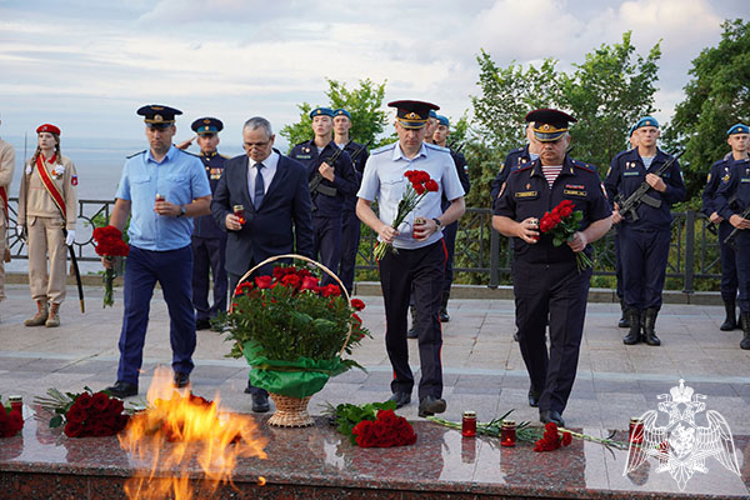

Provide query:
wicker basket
left=232, top=254, right=353, bottom=428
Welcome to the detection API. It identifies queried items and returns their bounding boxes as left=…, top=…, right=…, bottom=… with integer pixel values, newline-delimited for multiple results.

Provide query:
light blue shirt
left=358, top=142, right=465, bottom=250
left=116, top=145, right=211, bottom=251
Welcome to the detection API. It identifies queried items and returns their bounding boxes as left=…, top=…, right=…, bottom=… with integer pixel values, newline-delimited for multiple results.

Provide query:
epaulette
left=509, top=146, right=524, bottom=154
left=571, top=159, right=595, bottom=173
left=220, top=154, right=232, bottom=159
left=294, top=140, right=312, bottom=148
left=512, top=164, right=534, bottom=174
left=370, top=143, right=396, bottom=155
left=425, top=142, right=449, bottom=152
left=180, top=149, right=201, bottom=158
left=126, top=150, right=146, bottom=159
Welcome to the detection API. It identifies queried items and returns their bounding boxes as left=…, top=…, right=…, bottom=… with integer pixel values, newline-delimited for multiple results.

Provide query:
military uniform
left=18, top=124, right=77, bottom=326
left=490, top=144, right=536, bottom=208
left=0, top=135, right=15, bottom=303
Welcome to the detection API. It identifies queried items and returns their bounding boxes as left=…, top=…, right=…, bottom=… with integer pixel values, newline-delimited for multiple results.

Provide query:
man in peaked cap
left=493, top=108, right=612, bottom=426
left=702, top=123, right=750, bottom=334
left=604, top=116, right=686, bottom=347
left=103, top=104, right=212, bottom=398
left=357, top=99, right=466, bottom=418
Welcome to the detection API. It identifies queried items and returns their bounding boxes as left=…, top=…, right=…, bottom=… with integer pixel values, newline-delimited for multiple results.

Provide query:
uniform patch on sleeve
left=71, top=175, right=78, bottom=186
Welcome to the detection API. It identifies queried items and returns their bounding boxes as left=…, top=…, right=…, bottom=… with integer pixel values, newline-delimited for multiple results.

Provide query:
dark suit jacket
left=211, top=150, right=314, bottom=276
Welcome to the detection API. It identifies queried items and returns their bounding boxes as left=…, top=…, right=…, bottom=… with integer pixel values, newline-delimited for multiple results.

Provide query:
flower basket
left=227, top=254, right=364, bottom=428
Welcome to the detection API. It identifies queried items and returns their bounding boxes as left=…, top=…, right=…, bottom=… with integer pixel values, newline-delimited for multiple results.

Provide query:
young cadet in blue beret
left=604, top=116, right=686, bottom=347
left=493, top=109, right=612, bottom=427
left=490, top=121, right=541, bottom=208
left=714, top=123, right=750, bottom=349
left=290, top=107, right=358, bottom=284
left=333, top=108, right=369, bottom=295
left=702, top=123, right=750, bottom=332
left=103, top=105, right=212, bottom=398
left=177, top=117, right=230, bottom=331
left=357, top=100, right=466, bottom=418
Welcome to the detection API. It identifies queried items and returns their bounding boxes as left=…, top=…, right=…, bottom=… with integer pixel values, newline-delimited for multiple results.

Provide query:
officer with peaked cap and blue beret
left=182, top=117, right=231, bottom=331
left=290, top=107, right=358, bottom=285
left=702, top=123, right=750, bottom=334
left=357, top=99, right=466, bottom=418
left=332, top=108, right=370, bottom=295
left=103, top=104, right=212, bottom=398
left=604, top=116, right=686, bottom=347
left=493, top=108, right=612, bottom=427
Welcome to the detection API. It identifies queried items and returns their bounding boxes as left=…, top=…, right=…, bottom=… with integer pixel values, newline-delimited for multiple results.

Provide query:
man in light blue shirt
left=102, top=104, right=212, bottom=398
left=357, top=99, right=465, bottom=417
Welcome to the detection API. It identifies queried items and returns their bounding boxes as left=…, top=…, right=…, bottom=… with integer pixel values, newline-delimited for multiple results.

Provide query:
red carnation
left=562, top=431, right=572, bottom=446
left=281, top=274, right=301, bottom=289
left=255, top=276, right=273, bottom=289
left=350, top=298, right=365, bottom=311
left=413, top=183, right=426, bottom=195
left=321, top=284, right=341, bottom=298
left=424, top=179, right=439, bottom=192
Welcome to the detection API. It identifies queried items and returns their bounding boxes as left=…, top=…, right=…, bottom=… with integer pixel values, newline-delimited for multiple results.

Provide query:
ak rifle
left=615, top=149, right=684, bottom=223
left=723, top=204, right=750, bottom=251
left=350, top=140, right=372, bottom=165
left=309, top=141, right=349, bottom=211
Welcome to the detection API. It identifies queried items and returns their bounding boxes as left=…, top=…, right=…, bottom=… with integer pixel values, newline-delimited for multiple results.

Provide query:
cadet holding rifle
left=291, top=107, right=358, bottom=285
left=604, top=116, right=686, bottom=347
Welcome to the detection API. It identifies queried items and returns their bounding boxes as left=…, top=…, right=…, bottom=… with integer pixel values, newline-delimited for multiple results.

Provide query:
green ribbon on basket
left=242, top=341, right=352, bottom=399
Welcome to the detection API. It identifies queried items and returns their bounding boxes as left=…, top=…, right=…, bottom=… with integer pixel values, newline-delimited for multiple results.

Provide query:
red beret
left=36, top=123, right=61, bottom=135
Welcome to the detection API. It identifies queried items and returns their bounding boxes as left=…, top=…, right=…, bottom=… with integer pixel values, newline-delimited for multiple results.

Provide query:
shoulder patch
left=572, top=161, right=595, bottom=173
left=512, top=164, right=534, bottom=174
left=370, top=142, right=397, bottom=155
left=126, top=150, right=147, bottom=159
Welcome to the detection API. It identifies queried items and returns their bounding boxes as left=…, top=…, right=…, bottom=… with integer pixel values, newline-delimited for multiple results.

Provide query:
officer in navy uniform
left=715, top=131, right=750, bottom=350
left=702, top=123, right=750, bottom=332
left=333, top=108, right=370, bottom=295
left=493, top=109, right=612, bottom=426
left=604, top=116, right=686, bottom=347
left=184, top=117, right=230, bottom=331
left=290, top=107, right=358, bottom=283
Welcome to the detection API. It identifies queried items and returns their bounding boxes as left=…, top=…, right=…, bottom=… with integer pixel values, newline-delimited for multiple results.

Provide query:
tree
left=664, top=19, right=750, bottom=202
left=279, top=78, right=389, bottom=152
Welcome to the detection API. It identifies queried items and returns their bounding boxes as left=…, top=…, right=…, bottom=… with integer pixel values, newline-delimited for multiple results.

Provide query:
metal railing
left=7, top=199, right=723, bottom=293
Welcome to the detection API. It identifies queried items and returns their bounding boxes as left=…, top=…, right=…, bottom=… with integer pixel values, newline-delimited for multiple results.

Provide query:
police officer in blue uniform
left=604, top=116, right=686, bottom=347
left=333, top=108, right=370, bottom=295
left=702, top=123, right=750, bottom=331
left=715, top=128, right=750, bottom=350
left=493, top=109, right=612, bottom=426
left=290, top=107, right=358, bottom=283
left=104, top=104, right=212, bottom=398
left=185, top=117, right=229, bottom=331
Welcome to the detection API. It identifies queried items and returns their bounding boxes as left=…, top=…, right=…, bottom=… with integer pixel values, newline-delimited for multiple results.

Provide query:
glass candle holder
left=9, top=395, right=22, bottom=414
left=629, top=417, right=644, bottom=444
left=412, top=217, right=426, bottom=239
left=461, top=411, right=477, bottom=437
left=155, top=193, right=165, bottom=202
left=500, top=420, right=516, bottom=447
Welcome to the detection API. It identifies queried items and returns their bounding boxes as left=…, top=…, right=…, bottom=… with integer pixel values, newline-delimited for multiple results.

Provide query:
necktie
left=254, top=162, right=265, bottom=210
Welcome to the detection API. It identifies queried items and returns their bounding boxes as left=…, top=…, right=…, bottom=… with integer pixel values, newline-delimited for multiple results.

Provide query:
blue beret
left=191, top=117, right=223, bottom=135
left=436, top=115, right=449, bottom=127
left=634, top=116, right=659, bottom=130
left=309, top=107, right=334, bottom=119
left=727, top=123, right=749, bottom=136
left=137, top=104, right=182, bottom=128
left=429, top=109, right=438, bottom=119
left=628, top=124, right=637, bottom=137
left=333, top=109, right=351, bottom=119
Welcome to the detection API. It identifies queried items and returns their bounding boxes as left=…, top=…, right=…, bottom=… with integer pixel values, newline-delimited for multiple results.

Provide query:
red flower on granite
left=36, top=388, right=129, bottom=438
left=534, top=422, right=573, bottom=452
left=0, top=403, right=24, bottom=438
left=352, top=409, right=417, bottom=448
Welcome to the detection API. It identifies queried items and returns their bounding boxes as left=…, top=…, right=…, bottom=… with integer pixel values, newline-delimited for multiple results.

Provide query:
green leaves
left=326, top=401, right=397, bottom=445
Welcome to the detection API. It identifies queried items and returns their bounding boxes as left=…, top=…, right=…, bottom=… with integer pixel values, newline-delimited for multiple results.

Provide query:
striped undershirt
left=541, top=165, right=563, bottom=188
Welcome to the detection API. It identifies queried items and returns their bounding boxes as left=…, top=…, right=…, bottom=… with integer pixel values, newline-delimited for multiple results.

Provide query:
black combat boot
left=623, top=309, right=641, bottom=345
left=642, top=308, right=661, bottom=346
left=407, top=305, right=418, bottom=339
left=740, top=313, right=750, bottom=350
left=720, top=300, right=738, bottom=331
left=618, top=299, right=630, bottom=328
left=439, top=290, right=451, bottom=322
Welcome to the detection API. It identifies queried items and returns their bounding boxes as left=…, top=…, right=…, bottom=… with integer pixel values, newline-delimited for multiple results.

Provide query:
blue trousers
left=339, top=209, right=361, bottom=295
left=718, top=221, right=738, bottom=302
left=191, top=235, right=228, bottom=321
left=117, top=245, right=196, bottom=385
left=618, top=225, right=671, bottom=310
left=442, top=221, right=458, bottom=292
left=313, top=214, right=342, bottom=287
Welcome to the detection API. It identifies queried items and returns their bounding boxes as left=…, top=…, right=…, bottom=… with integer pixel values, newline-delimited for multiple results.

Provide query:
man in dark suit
left=211, top=116, right=314, bottom=412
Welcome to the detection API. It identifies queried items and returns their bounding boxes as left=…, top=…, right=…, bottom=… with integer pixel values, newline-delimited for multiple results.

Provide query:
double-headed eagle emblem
left=623, top=379, right=740, bottom=491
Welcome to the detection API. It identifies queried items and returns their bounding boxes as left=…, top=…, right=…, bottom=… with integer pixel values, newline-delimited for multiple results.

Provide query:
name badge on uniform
left=563, top=189, right=587, bottom=197
left=623, top=171, right=640, bottom=177
left=515, top=191, right=538, bottom=199
left=296, top=154, right=312, bottom=160
left=741, top=178, right=750, bottom=183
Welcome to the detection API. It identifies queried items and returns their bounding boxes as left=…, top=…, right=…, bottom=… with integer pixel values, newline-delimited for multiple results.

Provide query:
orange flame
left=119, top=367, right=267, bottom=499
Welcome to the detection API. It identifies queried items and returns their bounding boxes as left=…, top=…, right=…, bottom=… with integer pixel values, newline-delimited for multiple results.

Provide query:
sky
left=0, top=0, right=747, bottom=150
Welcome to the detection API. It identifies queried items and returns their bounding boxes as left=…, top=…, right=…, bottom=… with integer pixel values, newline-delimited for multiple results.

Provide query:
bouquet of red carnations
left=93, top=225, right=130, bottom=307
left=533, top=422, right=572, bottom=452
left=0, top=397, right=24, bottom=438
left=373, top=169, right=439, bottom=260
left=539, top=199, right=594, bottom=273
left=35, top=387, right=130, bottom=438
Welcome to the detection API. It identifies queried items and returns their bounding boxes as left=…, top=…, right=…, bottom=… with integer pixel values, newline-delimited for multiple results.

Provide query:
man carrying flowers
left=356, top=100, right=465, bottom=418
left=492, top=109, right=612, bottom=427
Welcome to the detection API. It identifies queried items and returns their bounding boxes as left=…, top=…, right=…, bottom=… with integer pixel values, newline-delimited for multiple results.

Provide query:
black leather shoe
left=418, top=395, right=447, bottom=417
left=251, top=393, right=270, bottom=413
left=196, top=319, right=211, bottom=331
left=539, top=409, right=565, bottom=427
left=513, top=331, right=520, bottom=342
left=173, top=372, right=190, bottom=388
left=407, top=326, right=418, bottom=339
left=528, top=389, right=540, bottom=408
left=388, top=392, right=411, bottom=409
left=105, top=381, right=138, bottom=399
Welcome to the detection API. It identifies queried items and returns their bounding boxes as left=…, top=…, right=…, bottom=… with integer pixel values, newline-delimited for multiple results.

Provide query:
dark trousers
left=514, top=259, right=591, bottom=414
left=619, top=225, right=671, bottom=310
left=191, top=235, right=228, bottom=321
left=735, top=231, right=750, bottom=313
left=339, top=209, right=361, bottom=294
left=442, top=221, right=458, bottom=292
left=313, top=214, right=342, bottom=286
left=718, top=221, right=738, bottom=302
left=379, top=240, right=446, bottom=400
left=117, top=245, right=196, bottom=385
left=614, top=231, right=623, bottom=300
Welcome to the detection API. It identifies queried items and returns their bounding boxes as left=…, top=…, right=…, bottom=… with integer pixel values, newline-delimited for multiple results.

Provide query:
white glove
left=65, top=230, right=76, bottom=246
